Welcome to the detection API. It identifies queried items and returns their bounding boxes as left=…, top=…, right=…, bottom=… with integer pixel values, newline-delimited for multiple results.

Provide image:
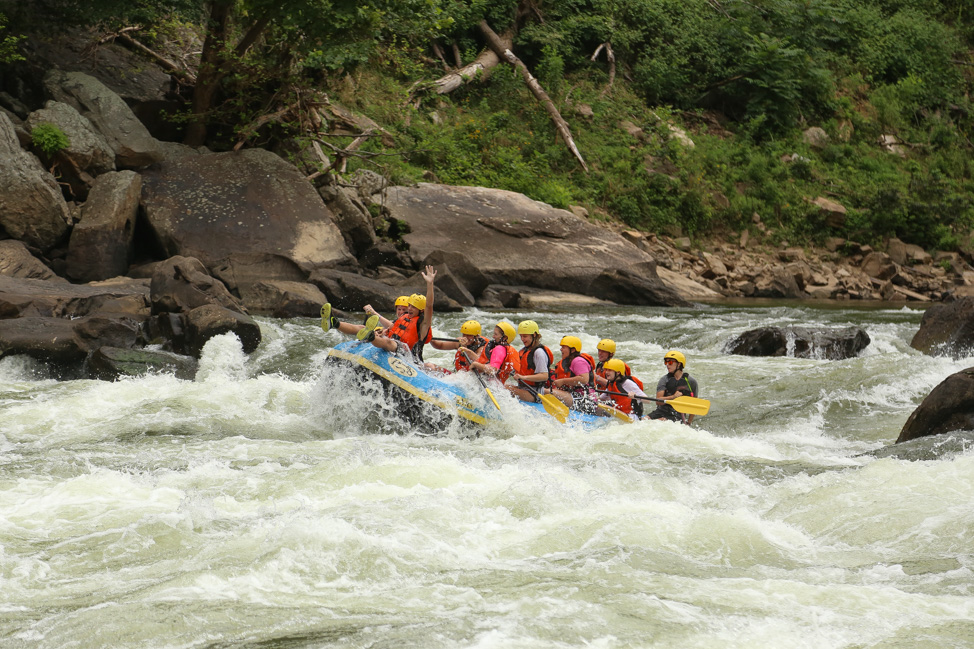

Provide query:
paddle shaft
left=432, top=337, right=459, bottom=342
left=594, top=389, right=710, bottom=416
left=474, top=368, right=501, bottom=410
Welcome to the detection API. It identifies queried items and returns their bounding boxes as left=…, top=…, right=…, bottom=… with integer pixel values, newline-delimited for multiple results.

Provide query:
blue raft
left=325, top=340, right=608, bottom=433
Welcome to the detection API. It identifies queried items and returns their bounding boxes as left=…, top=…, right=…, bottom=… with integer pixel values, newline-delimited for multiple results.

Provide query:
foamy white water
left=2, top=303, right=972, bottom=648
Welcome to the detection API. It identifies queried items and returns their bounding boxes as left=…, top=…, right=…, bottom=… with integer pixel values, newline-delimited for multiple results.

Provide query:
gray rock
left=0, top=113, right=72, bottom=252
left=141, top=148, right=353, bottom=304
left=25, top=100, right=115, bottom=175
left=183, top=304, right=262, bottom=357
left=725, top=325, right=870, bottom=360
left=66, top=170, right=141, bottom=282
left=149, top=256, right=247, bottom=316
left=897, top=368, right=974, bottom=443
left=910, top=297, right=974, bottom=359
left=0, top=240, right=63, bottom=281
left=383, top=184, right=689, bottom=306
left=43, top=70, right=164, bottom=168
left=0, top=275, right=150, bottom=318
left=238, top=280, right=327, bottom=318
left=87, top=345, right=198, bottom=381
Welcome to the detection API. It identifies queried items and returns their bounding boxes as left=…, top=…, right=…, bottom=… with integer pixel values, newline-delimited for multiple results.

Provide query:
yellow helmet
left=597, top=339, right=616, bottom=354
left=664, top=350, right=686, bottom=367
left=560, top=335, right=582, bottom=353
left=604, top=358, right=626, bottom=375
left=395, top=295, right=409, bottom=307
left=496, top=321, right=516, bottom=343
left=460, top=320, right=481, bottom=336
left=517, top=320, right=540, bottom=335
left=407, top=293, right=426, bottom=310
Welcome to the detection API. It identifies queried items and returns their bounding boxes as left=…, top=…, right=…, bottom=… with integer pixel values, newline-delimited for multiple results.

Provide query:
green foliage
left=0, top=11, right=23, bottom=62
left=30, top=123, right=70, bottom=156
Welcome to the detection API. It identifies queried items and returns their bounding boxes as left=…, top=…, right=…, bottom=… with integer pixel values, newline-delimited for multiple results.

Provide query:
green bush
left=30, top=123, right=70, bottom=156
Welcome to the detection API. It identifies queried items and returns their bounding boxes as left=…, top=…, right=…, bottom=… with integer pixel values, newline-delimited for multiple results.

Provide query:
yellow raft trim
left=328, top=348, right=488, bottom=426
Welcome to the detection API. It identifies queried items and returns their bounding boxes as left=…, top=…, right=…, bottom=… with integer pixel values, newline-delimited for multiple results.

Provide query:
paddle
left=518, top=381, right=569, bottom=424
left=596, top=402, right=634, bottom=423
left=432, top=337, right=459, bottom=342
left=473, top=369, right=501, bottom=411
left=594, top=389, right=711, bottom=416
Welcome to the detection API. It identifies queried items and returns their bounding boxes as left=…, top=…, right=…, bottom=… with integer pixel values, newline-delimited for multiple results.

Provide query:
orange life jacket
left=454, top=335, right=488, bottom=372
left=388, top=313, right=432, bottom=359
left=477, top=341, right=521, bottom=384
left=553, top=352, right=596, bottom=384
left=517, top=344, right=553, bottom=387
left=604, top=376, right=634, bottom=414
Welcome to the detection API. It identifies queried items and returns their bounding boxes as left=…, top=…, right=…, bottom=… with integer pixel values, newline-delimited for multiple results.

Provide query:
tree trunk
left=184, top=5, right=271, bottom=147
left=431, top=37, right=510, bottom=95
left=184, top=1, right=232, bottom=147
left=477, top=20, right=589, bottom=172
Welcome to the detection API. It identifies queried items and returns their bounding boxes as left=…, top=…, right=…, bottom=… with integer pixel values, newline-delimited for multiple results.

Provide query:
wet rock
left=897, top=368, right=974, bottom=443
left=87, top=345, right=198, bottom=381
left=183, top=304, right=262, bottom=357
left=0, top=313, right=145, bottom=366
left=725, top=325, right=870, bottom=360
left=910, top=297, right=974, bottom=358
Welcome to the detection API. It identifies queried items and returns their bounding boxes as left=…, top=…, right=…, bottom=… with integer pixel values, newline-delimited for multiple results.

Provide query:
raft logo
left=389, top=357, right=418, bottom=377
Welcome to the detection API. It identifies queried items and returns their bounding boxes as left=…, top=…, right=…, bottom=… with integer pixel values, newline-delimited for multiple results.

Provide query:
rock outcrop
left=897, top=368, right=974, bottom=443
left=382, top=183, right=689, bottom=307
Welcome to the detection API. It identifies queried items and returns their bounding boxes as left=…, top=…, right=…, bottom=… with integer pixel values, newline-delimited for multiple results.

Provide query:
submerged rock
left=725, top=325, right=870, bottom=360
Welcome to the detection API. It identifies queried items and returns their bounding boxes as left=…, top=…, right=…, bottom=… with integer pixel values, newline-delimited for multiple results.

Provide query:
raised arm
left=419, top=265, right=436, bottom=340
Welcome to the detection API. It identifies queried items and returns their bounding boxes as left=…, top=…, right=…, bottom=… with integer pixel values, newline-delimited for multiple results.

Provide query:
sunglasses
left=664, top=359, right=677, bottom=365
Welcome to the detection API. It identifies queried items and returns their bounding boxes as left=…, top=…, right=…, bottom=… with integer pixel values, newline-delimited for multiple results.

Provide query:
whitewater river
left=2, top=302, right=973, bottom=648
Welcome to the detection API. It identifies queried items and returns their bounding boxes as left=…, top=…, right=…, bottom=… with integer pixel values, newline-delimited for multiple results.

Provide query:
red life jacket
left=517, top=344, right=554, bottom=387
left=477, top=341, right=521, bottom=383
left=553, top=352, right=596, bottom=384
left=454, top=335, right=488, bottom=372
left=388, top=313, right=432, bottom=359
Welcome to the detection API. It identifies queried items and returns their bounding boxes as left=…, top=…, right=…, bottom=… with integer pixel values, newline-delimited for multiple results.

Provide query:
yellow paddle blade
left=668, top=395, right=711, bottom=416
left=539, top=394, right=569, bottom=423
left=597, top=403, right=633, bottom=423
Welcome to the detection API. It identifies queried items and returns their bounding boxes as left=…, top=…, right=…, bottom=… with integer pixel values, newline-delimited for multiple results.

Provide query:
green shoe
left=320, top=303, right=336, bottom=332
left=356, top=314, right=379, bottom=341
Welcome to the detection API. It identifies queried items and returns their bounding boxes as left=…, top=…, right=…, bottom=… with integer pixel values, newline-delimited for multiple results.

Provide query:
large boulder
left=897, top=368, right=974, bottom=443
left=183, top=304, right=262, bottom=357
left=380, top=184, right=689, bottom=306
left=87, top=346, right=198, bottom=381
left=238, top=280, right=327, bottom=318
left=43, top=70, right=164, bottom=168
left=0, top=113, right=72, bottom=252
left=25, top=100, right=115, bottom=176
left=141, top=149, right=354, bottom=305
left=66, top=170, right=141, bottom=282
left=725, top=325, right=870, bottom=360
left=910, top=297, right=974, bottom=359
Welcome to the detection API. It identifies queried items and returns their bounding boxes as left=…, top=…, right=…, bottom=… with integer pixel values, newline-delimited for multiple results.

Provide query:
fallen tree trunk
left=431, top=39, right=509, bottom=95
left=478, top=20, right=589, bottom=172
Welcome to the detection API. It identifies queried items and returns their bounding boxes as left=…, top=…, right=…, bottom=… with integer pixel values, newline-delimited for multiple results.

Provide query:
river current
left=2, top=302, right=973, bottom=648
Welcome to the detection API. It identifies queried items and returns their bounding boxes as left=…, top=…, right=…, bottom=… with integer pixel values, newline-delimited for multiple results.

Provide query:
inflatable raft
left=325, top=340, right=610, bottom=434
